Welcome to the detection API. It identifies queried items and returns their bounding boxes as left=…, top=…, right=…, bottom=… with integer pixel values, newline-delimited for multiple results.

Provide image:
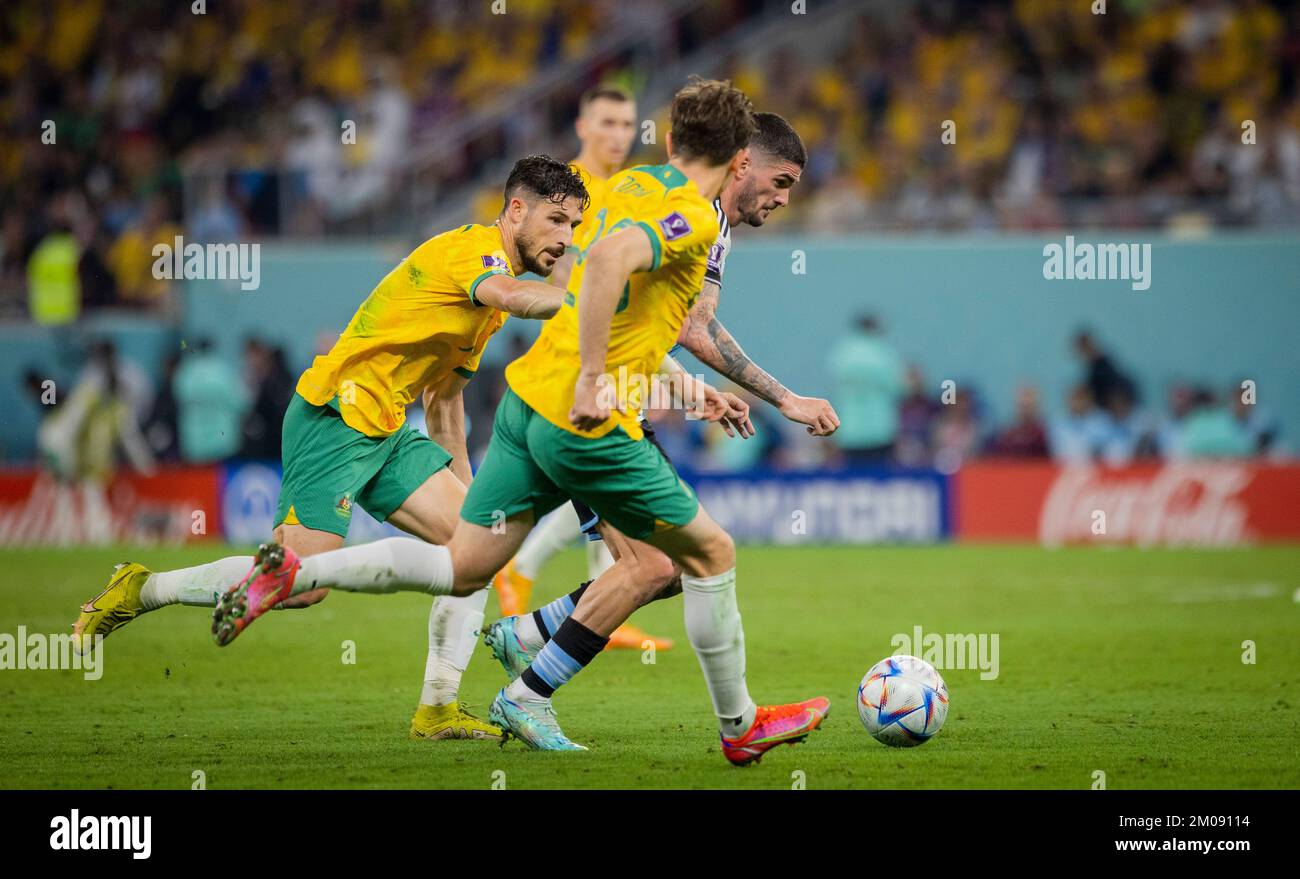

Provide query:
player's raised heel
left=483, top=616, right=538, bottom=678
left=211, top=542, right=301, bottom=647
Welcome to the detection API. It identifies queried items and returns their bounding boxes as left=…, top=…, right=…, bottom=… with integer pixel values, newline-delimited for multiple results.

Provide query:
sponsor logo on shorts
left=658, top=212, right=691, bottom=241
left=335, top=493, right=353, bottom=520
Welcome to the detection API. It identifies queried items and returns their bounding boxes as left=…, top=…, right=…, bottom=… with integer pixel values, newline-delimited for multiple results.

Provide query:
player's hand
left=697, top=387, right=754, bottom=438
left=275, top=588, right=328, bottom=610
left=569, top=372, right=615, bottom=431
left=779, top=394, right=840, bottom=436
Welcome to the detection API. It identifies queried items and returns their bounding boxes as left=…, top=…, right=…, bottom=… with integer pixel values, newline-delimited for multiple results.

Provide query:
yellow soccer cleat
left=409, top=702, right=505, bottom=742
left=493, top=558, right=534, bottom=618
left=72, top=562, right=153, bottom=654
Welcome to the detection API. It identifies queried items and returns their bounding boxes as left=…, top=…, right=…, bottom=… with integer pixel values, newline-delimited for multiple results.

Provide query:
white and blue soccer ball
left=857, top=654, right=949, bottom=747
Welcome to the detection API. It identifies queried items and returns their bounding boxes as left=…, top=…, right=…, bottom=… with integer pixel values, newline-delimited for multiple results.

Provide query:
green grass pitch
left=1, top=544, right=1297, bottom=789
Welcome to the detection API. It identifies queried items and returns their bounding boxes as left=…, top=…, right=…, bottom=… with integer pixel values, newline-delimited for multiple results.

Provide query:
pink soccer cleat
left=720, top=696, right=831, bottom=766
left=212, top=542, right=301, bottom=646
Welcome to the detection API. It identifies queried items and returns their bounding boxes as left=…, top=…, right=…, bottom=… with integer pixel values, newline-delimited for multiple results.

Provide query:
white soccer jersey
left=704, top=197, right=731, bottom=289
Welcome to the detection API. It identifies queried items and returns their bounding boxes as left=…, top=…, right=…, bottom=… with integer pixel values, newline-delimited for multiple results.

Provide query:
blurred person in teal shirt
left=173, top=339, right=249, bottom=463
left=1175, top=388, right=1255, bottom=459
left=826, top=314, right=905, bottom=465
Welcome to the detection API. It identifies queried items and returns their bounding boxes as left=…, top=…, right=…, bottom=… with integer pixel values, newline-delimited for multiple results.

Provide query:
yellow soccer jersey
left=570, top=160, right=610, bottom=216
left=568, top=160, right=610, bottom=258
left=297, top=223, right=513, bottom=436
left=506, top=163, right=719, bottom=440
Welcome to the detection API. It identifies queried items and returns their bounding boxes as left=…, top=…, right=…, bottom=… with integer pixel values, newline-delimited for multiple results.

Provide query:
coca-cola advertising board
left=0, top=468, right=222, bottom=546
left=955, top=461, right=1300, bottom=546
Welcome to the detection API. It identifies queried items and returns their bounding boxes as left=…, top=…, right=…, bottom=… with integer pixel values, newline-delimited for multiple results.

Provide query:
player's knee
left=626, top=552, right=678, bottom=606
left=653, top=573, right=683, bottom=602
left=450, top=567, right=492, bottom=596
left=642, top=553, right=679, bottom=592
left=448, top=546, right=494, bottom=595
left=703, top=528, right=736, bottom=570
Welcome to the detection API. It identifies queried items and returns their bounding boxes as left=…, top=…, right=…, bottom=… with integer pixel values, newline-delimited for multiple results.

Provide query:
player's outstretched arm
left=678, top=278, right=840, bottom=436
left=423, top=373, right=473, bottom=485
left=548, top=250, right=576, bottom=291
left=658, top=353, right=754, bottom=438
left=473, top=274, right=566, bottom=319
left=570, top=227, right=653, bottom=430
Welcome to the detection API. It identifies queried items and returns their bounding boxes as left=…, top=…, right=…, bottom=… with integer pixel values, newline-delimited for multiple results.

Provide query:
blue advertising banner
left=220, top=461, right=952, bottom=546
left=679, top=467, right=951, bottom=544
left=219, top=461, right=402, bottom=545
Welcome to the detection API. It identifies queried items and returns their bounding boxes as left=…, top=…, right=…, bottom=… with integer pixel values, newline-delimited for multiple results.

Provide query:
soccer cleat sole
left=483, top=619, right=530, bottom=678
left=211, top=543, right=287, bottom=647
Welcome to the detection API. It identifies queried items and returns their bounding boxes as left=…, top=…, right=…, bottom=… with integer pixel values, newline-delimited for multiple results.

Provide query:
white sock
left=505, top=673, right=548, bottom=703
left=512, top=612, right=546, bottom=650
left=139, top=557, right=253, bottom=610
left=294, top=537, right=453, bottom=596
left=513, top=507, right=582, bottom=580
left=420, top=586, right=487, bottom=706
left=682, top=568, right=756, bottom=736
left=586, top=539, right=614, bottom=580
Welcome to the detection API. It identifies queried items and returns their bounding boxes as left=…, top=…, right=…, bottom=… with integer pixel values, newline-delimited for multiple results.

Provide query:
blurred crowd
left=724, top=0, right=1300, bottom=232
left=17, top=317, right=1285, bottom=481
left=616, top=319, right=1285, bottom=475
left=0, top=0, right=749, bottom=322
left=23, top=335, right=295, bottom=481
left=4, top=1, right=1300, bottom=324
left=3, top=0, right=1295, bottom=476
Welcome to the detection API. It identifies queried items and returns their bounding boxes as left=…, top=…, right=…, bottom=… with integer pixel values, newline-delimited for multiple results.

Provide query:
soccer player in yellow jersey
left=495, top=84, right=680, bottom=654
left=249, top=80, right=829, bottom=762
left=482, top=109, right=840, bottom=757
left=72, top=156, right=589, bottom=741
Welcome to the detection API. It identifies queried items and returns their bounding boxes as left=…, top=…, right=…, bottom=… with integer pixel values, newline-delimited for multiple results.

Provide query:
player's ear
left=506, top=195, right=529, bottom=225
left=731, top=147, right=751, bottom=177
left=664, top=131, right=674, bottom=158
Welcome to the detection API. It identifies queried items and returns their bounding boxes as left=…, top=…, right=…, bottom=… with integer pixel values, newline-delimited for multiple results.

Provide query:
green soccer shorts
left=459, top=388, right=699, bottom=540
left=275, top=393, right=453, bottom=537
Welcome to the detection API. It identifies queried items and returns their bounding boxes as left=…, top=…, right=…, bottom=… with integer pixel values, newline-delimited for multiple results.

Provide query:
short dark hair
left=503, top=155, right=590, bottom=213
left=751, top=112, right=807, bottom=168
left=669, top=76, right=756, bottom=166
left=579, top=84, right=633, bottom=111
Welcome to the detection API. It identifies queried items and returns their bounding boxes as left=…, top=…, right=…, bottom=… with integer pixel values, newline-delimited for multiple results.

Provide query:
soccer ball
left=857, top=655, right=949, bottom=747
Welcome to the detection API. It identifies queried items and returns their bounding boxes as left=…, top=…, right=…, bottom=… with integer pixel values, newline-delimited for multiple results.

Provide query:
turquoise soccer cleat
left=483, top=616, right=539, bottom=678
left=489, top=688, right=587, bottom=751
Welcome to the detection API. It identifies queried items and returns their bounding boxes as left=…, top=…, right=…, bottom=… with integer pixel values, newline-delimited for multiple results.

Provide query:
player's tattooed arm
left=679, top=280, right=788, bottom=404
left=423, top=373, right=473, bottom=484
left=678, top=279, right=841, bottom=437
left=473, top=275, right=566, bottom=319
